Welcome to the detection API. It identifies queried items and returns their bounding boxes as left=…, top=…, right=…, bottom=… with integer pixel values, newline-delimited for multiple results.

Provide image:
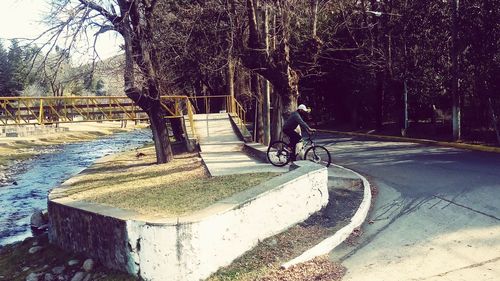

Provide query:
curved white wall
left=48, top=161, right=328, bottom=281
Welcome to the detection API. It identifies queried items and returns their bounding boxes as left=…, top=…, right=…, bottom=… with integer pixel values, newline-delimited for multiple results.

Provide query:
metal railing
left=185, top=95, right=247, bottom=131
left=0, top=95, right=247, bottom=136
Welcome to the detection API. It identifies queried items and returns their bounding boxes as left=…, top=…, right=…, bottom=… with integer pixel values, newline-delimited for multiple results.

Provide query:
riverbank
left=0, top=122, right=146, bottom=186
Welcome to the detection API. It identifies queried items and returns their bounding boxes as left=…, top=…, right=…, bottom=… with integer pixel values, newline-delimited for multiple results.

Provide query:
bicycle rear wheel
left=267, top=141, right=291, bottom=167
left=304, top=145, right=331, bottom=167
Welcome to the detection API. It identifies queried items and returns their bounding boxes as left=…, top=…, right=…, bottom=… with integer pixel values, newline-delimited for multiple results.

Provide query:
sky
left=0, top=0, right=123, bottom=62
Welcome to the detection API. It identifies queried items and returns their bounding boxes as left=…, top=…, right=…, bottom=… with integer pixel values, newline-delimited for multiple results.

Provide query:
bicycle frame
left=295, top=135, right=316, bottom=158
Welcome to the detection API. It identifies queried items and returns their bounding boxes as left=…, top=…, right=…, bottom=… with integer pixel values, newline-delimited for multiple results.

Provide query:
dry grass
left=65, top=146, right=280, bottom=217
left=207, top=222, right=346, bottom=281
left=259, top=256, right=346, bottom=281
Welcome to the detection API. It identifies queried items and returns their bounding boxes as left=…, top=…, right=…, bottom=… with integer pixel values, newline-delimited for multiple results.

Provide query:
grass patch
left=207, top=216, right=347, bottom=281
left=65, top=146, right=280, bottom=217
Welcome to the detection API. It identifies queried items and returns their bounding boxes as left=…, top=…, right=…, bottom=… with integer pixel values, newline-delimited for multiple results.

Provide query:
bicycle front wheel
left=304, top=145, right=331, bottom=167
left=267, top=141, right=291, bottom=167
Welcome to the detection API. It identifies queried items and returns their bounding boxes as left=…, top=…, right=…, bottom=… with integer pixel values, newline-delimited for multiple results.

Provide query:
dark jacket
left=283, top=111, right=311, bottom=132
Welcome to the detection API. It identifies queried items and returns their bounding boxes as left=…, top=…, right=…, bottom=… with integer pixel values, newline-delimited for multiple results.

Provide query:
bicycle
left=266, top=132, right=331, bottom=167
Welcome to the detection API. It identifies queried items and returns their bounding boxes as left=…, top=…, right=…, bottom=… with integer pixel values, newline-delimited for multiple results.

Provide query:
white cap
left=297, top=104, right=310, bottom=112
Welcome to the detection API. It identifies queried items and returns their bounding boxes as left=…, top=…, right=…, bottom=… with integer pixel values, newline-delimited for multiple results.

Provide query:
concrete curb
left=281, top=163, right=372, bottom=269
left=243, top=142, right=269, bottom=163
left=228, top=113, right=252, bottom=143
left=241, top=141, right=373, bottom=268
left=318, top=129, right=500, bottom=153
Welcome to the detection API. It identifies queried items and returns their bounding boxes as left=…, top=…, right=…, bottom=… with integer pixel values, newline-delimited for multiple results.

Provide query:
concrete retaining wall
left=1, top=125, right=68, bottom=137
left=48, top=161, right=328, bottom=281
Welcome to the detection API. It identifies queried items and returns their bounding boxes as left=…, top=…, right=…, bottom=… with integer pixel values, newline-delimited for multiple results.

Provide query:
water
left=0, top=129, right=152, bottom=246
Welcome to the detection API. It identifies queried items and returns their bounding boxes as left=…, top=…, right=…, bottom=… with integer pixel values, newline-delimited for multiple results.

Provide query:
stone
left=266, top=238, right=278, bottom=246
left=67, top=259, right=80, bottom=266
left=44, top=273, right=55, bottom=281
left=22, top=266, right=31, bottom=272
left=51, top=266, right=65, bottom=275
left=26, top=272, right=41, bottom=281
left=30, top=210, right=47, bottom=229
left=29, top=246, right=43, bottom=254
left=41, top=210, right=49, bottom=222
left=82, top=259, right=94, bottom=272
left=32, top=241, right=38, bottom=246
left=70, top=272, right=86, bottom=281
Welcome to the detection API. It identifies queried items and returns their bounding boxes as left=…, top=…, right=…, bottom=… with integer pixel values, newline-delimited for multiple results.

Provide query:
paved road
left=315, top=134, right=500, bottom=281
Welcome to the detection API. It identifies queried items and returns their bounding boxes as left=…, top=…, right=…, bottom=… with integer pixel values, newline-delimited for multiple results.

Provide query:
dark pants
left=283, top=128, right=301, bottom=161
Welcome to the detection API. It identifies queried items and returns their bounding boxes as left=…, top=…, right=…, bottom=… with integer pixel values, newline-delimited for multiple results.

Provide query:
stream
left=0, top=129, right=152, bottom=246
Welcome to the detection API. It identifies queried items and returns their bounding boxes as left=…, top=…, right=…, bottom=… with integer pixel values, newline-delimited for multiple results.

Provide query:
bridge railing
left=0, top=96, right=191, bottom=124
left=187, top=95, right=247, bottom=130
left=0, top=95, right=246, bottom=136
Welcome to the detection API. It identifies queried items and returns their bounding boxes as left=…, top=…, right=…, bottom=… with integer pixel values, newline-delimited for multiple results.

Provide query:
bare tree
left=42, top=0, right=173, bottom=163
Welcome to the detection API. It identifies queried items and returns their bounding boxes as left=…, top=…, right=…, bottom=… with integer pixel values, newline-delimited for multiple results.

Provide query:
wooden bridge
left=0, top=95, right=247, bottom=136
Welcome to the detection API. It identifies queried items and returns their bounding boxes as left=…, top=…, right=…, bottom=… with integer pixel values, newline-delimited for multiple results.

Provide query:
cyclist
left=283, top=104, right=316, bottom=162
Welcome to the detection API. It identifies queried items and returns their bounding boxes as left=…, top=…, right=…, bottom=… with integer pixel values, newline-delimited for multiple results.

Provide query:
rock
left=30, top=210, right=47, bottom=229
left=41, top=209, right=49, bottom=220
left=70, top=272, right=86, bottom=281
left=26, top=272, right=42, bottom=281
left=266, top=238, right=278, bottom=246
left=37, top=224, right=49, bottom=231
left=22, top=266, right=31, bottom=272
left=12, top=181, right=18, bottom=185
left=82, top=259, right=94, bottom=272
left=51, top=266, right=65, bottom=275
left=82, top=274, right=92, bottom=281
left=67, top=259, right=80, bottom=266
left=44, top=273, right=55, bottom=281
left=32, top=241, right=39, bottom=246
left=29, top=246, right=43, bottom=254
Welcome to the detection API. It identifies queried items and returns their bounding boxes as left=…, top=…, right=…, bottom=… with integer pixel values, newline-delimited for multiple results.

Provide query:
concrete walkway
left=193, top=114, right=374, bottom=268
left=193, top=113, right=285, bottom=176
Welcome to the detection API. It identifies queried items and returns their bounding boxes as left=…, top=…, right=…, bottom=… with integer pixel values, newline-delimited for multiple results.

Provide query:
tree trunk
left=271, top=94, right=283, bottom=142
left=262, top=4, right=271, bottom=145
left=148, top=104, right=174, bottom=163
left=450, top=0, right=461, bottom=141
left=227, top=56, right=236, bottom=113
left=118, top=0, right=174, bottom=164
left=251, top=73, right=264, bottom=143
left=241, top=0, right=299, bottom=140
left=311, top=0, right=319, bottom=37
left=488, top=97, right=500, bottom=145
left=170, top=118, right=186, bottom=143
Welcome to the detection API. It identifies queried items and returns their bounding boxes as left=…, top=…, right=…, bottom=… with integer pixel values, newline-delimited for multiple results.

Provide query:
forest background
left=1, top=0, right=498, bottom=153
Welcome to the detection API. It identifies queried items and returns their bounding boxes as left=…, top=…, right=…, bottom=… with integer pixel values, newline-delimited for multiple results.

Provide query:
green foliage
left=95, top=79, right=106, bottom=96
left=0, top=40, right=33, bottom=96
